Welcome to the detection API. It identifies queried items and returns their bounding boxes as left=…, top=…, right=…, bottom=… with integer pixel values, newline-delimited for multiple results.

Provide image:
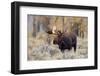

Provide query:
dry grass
left=27, top=32, right=88, bottom=60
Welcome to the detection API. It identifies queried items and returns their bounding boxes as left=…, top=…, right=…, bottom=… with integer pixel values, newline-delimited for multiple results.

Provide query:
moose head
left=53, top=31, right=63, bottom=44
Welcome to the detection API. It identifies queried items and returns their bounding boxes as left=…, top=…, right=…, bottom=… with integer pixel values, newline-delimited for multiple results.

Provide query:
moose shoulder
left=53, top=31, right=77, bottom=52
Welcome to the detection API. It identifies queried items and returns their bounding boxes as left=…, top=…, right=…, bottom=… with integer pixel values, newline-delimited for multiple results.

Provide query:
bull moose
left=53, top=31, right=77, bottom=52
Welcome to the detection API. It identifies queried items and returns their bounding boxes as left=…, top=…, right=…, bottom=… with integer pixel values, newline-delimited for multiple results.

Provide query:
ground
left=27, top=32, right=88, bottom=60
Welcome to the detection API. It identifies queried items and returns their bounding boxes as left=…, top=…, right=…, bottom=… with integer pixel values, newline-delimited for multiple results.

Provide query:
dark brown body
left=53, top=31, right=77, bottom=52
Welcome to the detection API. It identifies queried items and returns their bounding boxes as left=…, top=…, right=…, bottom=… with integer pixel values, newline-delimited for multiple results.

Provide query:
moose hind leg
left=73, top=44, right=77, bottom=52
